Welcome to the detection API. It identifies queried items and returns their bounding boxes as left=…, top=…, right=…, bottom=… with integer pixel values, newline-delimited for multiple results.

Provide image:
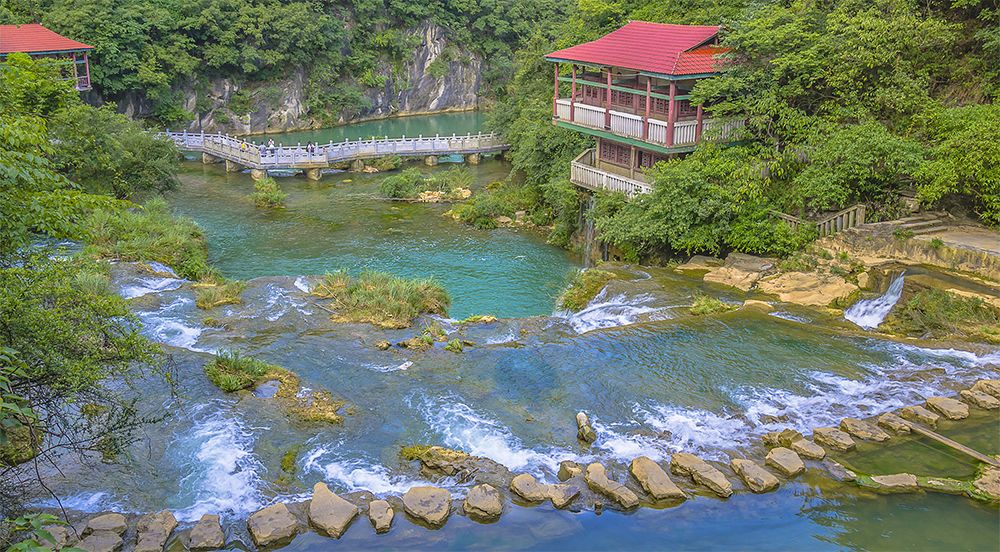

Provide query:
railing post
left=643, top=77, right=651, bottom=140
left=553, top=63, right=560, bottom=118
left=570, top=65, right=577, bottom=122
left=605, top=69, right=612, bottom=129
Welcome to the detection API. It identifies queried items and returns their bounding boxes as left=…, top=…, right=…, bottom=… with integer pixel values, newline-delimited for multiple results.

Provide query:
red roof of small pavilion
left=546, top=21, right=726, bottom=76
left=0, top=23, right=92, bottom=54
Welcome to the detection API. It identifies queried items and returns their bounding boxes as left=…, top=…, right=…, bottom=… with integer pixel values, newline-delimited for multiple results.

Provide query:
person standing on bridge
left=268, top=138, right=275, bottom=154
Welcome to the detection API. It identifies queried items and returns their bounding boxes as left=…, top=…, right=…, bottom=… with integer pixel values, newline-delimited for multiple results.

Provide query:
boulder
left=867, top=473, right=919, bottom=493
left=741, top=299, right=774, bottom=312
left=42, top=525, right=73, bottom=550
left=629, top=456, right=686, bottom=500
left=188, top=514, right=225, bottom=550
left=822, top=460, right=857, bottom=482
left=510, top=473, right=550, bottom=502
left=135, top=510, right=177, bottom=552
left=961, top=389, right=1000, bottom=410
left=463, top=484, right=503, bottom=521
left=812, top=427, right=856, bottom=452
left=546, top=484, right=581, bottom=509
left=703, top=266, right=762, bottom=292
left=899, top=405, right=940, bottom=427
left=925, top=397, right=969, bottom=420
left=309, top=482, right=358, bottom=538
left=765, top=447, right=805, bottom=477
left=77, top=531, right=123, bottom=552
left=374, top=340, right=391, bottom=350
left=418, top=446, right=469, bottom=475
left=877, top=412, right=911, bottom=434
left=368, top=500, right=394, bottom=534
left=576, top=412, right=597, bottom=443
left=840, top=418, right=890, bottom=442
left=86, top=514, right=127, bottom=536
left=584, top=463, right=640, bottom=508
left=762, top=429, right=804, bottom=449
left=247, top=503, right=299, bottom=547
left=731, top=459, right=780, bottom=493
left=402, top=486, right=452, bottom=527
left=669, top=453, right=733, bottom=498
left=971, top=379, right=1000, bottom=398
left=558, top=460, right=583, bottom=481
left=756, top=271, right=858, bottom=307
left=789, top=438, right=826, bottom=460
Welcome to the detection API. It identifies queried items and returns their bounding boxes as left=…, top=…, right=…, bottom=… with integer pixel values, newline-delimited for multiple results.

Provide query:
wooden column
left=695, top=104, right=704, bottom=143
left=629, top=145, right=636, bottom=178
left=666, top=80, right=677, bottom=147
left=71, top=53, right=79, bottom=87
left=605, top=69, right=612, bottom=129
left=642, top=77, right=651, bottom=140
left=83, top=53, right=91, bottom=88
left=553, top=64, right=560, bottom=118
left=570, top=65, right=577, bottom=122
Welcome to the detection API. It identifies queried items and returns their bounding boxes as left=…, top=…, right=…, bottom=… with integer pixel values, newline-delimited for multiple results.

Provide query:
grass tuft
left=689, top=295, right=737, bottom=316
left=204, top=350, right=295, bottom=393
left=559, top=269, right=615, bottom=311
left=194, top=280, right=246, bottom=309
left=311, top=270, right=450, bottom=328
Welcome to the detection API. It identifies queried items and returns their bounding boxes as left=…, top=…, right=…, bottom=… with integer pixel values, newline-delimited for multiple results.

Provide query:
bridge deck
left=161, top=131, right=509, bottom=170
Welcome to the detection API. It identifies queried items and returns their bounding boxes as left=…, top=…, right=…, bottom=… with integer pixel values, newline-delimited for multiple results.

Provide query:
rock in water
left=877, top=413, right=912, bottom=434
left=135, top=510, right=177, bottom=552
left=309, top=482, right=359, bottom=538
left=812, top=428, right=856, bottom=452
left=248, top=503, right=299, bottom=547
left=762, top=429, right=804, bottom=448
left=899, top=405, right=940, bottom=427
left=765, top=447, right=805, bottom=477
left=463, top=484, right=504, bottom=521
left=77, top=531, right=124, bottom=552
left=510, top=473, right=550, bottom=502
left=368, top=500, right=394, bottom=534
left=789, top=439, right=826, bottom=460
left=961, top=389, right=1000, bottom=410
left=189, top=514, right=225, bottom=550
left=866, top=473, right=919, bottom=493
left=730, top=459, right=780, bottom=493
left=840, top=418, right=891, bottom=442
left=972, top=456, right=1000, bottom=501
left=576, top=412, right=597, bottom=443
left=584, top=463, right=640, bottom=508
left=925, top=397, right=969, bottom=420
left=558, top=460, right=583, bottom=481
left=87, top=514, right=128, bottom=536
left=971, top=379, right=1000, bottom=398
left=669, top=453, right=733, bottom=498
left=629, top=456, right=686, bottom=500
left=547, top=484, right=581, bottom=509
left=402, top=486, right=452, bottom=527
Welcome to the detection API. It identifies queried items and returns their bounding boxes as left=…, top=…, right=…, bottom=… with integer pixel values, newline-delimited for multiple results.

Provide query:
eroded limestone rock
left=463, top=484, right=503, bottom=521
left=558, top=460, right=583, bottom=481
left=765, top=447, right=805, bottom=477
left=813, top=427, right=856, bottom=452
left=731, top=459, right=779, bottom=493
left=368, top=500, right=394, bottom=534
left=789, top=438, right=826, bottom=460
left=866, top=473, right=920, bottom=493
left=248, top=503, right=299, bottom=547
left=547, top=484, right=581, bottom=509
left=510, top=473, right=550, bottom=502
left=77, top=531, right=123, bottom=552
left=135, top=510, right=177, bottom=552
left=877, top=412, right=911, bottom=434
left=584, top=463, right=640, bottom=508
left=402, top=486, right=452, bottom=527
left=960, top=389, right=1000, bottom=410
left=576, top=412, right=597, bottom=443
left=762, top=429, right=804, bottom=449
left=629, top=456, right=686, bottom=500
left=669, top=453, right=733, bottom=498
left=925, top=397, right=969, bottom=420
left=189, top=514, right=225, bottom=550
left=756, top=271, right=858, bottom=307
left=899, top=405, right=940, bottom=427
left=309, top=482, right=358, bottom=538
left=972, top=457, right=1000, bottom=502
left=971, top=379, right=1000, bottom=398
left=86, top=514, right=127, bottom=536
left=840, top=418, right=890, bottom=442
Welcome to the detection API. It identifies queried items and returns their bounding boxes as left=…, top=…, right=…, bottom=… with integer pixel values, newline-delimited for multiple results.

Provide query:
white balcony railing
left=555, top=98, right=742, bottom=147
left=570, top=149, right=652, bottom=198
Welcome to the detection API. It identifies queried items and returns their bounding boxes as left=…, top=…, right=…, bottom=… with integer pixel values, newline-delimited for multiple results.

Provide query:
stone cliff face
left=166, top=21, right=482, bottom=134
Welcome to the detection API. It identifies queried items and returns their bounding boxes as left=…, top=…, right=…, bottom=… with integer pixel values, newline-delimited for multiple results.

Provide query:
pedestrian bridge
left=160, top=130, right=509, bottom=179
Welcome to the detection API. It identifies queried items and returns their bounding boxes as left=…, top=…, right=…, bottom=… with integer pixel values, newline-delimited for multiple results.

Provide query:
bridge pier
left=350, top=159, right=366, bottom=172
left=424, top=155, right=439, bottom=167
left=250, top=169, right=267, bottom=181
left=305, top=168, right=323, bottom=181
left=202, top=152, right=222, bottom=164
left=225, top=160, right=243, bottom=173
left=465, top=153, right=481, bottom=165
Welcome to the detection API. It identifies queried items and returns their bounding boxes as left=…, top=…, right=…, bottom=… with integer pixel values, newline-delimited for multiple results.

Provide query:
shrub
left=194, top=280, right=246, bottom=309
left=379, top=168, right=427, bottom=198
left=310, top=270, right=450, bottom=328
left=250, top=177, right=286, bottom=208
left=559, top=269, right=615, bottom=311
left=444, top=338, right=464, bottom=353
left=883, top=289, right=1000, bottom=342
left=690, top=295, right=737, bottom=316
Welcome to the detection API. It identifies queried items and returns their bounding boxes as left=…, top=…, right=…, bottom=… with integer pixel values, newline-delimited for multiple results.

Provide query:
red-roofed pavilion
left=0, top=23, right=93, bottom=90
left=546, top=22, right=741, bottom=197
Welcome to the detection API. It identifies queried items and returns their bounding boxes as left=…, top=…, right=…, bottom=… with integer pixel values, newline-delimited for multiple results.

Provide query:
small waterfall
left=581, top=195, right=596, bottom=268
left=845, top=272, right=905, bottom=329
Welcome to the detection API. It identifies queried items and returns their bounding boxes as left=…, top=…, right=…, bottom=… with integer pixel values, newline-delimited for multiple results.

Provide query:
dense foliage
left=485, top=0, right=1000, bottom=259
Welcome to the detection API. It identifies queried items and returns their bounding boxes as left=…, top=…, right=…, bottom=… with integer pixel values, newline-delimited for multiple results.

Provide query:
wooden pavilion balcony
left=570, top=148, right=652, bottom=198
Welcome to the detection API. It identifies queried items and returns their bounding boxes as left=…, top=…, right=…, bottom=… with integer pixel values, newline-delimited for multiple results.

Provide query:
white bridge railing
left=159, top=130, right=509, bottom=169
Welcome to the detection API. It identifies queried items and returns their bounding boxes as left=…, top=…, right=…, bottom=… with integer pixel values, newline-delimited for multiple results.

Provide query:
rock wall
left=156, top=21, right=482, bottom=134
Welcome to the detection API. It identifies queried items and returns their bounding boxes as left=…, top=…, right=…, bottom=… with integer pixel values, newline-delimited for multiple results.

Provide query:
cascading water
left=844, top=272, right=906, bottom=329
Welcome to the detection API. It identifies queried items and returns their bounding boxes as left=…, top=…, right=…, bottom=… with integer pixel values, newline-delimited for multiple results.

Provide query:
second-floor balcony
left=570, top=148, right=652, bottom=198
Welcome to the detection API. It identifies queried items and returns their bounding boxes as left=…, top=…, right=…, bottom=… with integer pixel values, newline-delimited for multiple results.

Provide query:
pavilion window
left=599, top=140, right=631, bottom=166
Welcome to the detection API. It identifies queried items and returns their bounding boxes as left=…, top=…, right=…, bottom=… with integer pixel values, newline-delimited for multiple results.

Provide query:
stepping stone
left=510, top=473, right=550, bottom=502
left=77, top=531, right=123, bottom=552
left=189, top=514, right=225, bottom=550
left=866, top=473, right=919, bottom=493
left=840, top=418, right=890, bottom=442
left=971, top=379, right=1000, bottom=398
left=546, top=484, right=580, bottom=509
left=87, top=514, right=127, bottom=536
left=789, top=438, right=826, bottom=460
left=629, top=456, right=686, bottom=500
left=877, top=412, right=911, bottom=434
left=961, top=389, right=1000, bottom=410
left=762, top=429, right=803, bottom=448
left=368, top=500, right=393, bottom=534
left=730, top=459, right=779, bottom=493
left=925, top=397, right=969, bottom=420
left=558, top=460, right=583, bottom=481
left=899, top=405, right=940, bottom=427
left=669, top=453, right=733, bottom=498
left=463, top=484, right=503, bottom=521
left=248, top=503, right=299, bottom=547
left=765, top=447, right=805, bottom=477
left=135, top=510, right=177, bottom=552
left=584, top=463, right=640, bottom=508
left=812, top=427, right=856, bottom=452
left=402, top=486, right=452, bottom=527
left=309, top=482, right=358, bottom=538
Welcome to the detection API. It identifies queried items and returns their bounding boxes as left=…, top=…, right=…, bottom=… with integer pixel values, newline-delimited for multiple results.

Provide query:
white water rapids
left=845, top=272, right=906, bottom=329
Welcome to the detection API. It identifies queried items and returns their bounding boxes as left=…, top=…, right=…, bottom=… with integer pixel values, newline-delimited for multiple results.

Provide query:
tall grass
left=311, top=270, right=450, bottom=328
left=250, top=177, right=287, bottom=208
left=883, top=289, right=1000, bottom=343
left=559, top=269, right=615, bottom=311
left=194, top=280, right=247, bottom=309
left=204, top=350, right=298, bottom=393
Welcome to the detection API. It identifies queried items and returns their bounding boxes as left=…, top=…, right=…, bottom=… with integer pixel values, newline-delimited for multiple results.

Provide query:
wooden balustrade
left=772, top=204, right=867, bottom=237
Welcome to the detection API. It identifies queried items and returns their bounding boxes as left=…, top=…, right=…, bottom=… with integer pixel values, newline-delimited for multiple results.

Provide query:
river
left=41, top=113, right=1000, bottom=550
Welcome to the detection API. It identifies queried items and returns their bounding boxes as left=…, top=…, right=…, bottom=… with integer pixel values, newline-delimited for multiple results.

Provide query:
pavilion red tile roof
left=0, top=23, right=92, bottom=55
left=546, top=21, right=726, bottom=76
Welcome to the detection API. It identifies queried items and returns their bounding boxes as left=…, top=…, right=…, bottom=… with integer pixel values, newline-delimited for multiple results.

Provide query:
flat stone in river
left=463, top=484, right=504, bottom=521
left=731, top=459, right=779, bottom=493
left=510, top=473, right=551, bottom=502
left=584, top=463, right=640, bottom=508
left=368, top=500, right=394, bottom=534
left=135, top=510, right=177, bottom=552
left=630, top=456, right=686, bottom=500
left=840, top=418, right=890, bottom=442
left=86, top=513, right=127, bottom=536
left=971, top=379, right=1000, bottom=398
left=402, top=486, right=452, bottom=527
left=669, top=453, right=733, bottom=498
left=789, top=438, right=826, bottom=460
left=812, top=427, right=856, bottom=452
left=899, top=405, right=940, bottom=427
left=189, top=514, right=225, bottom=550
left=77, top=531, right=124, bottom=552
left=309, top=482, right=359, bottom=538
left=960, top=389, right=1000, bottom=410
left=248, top=503, right=299, bottom=547
left=877, top=412, right=911, bottom=434
left=765, top=447, right=805, bottom=477
left=925, top=397, right=969, bottom=420
left=867, top=473, right=920, bottom=493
